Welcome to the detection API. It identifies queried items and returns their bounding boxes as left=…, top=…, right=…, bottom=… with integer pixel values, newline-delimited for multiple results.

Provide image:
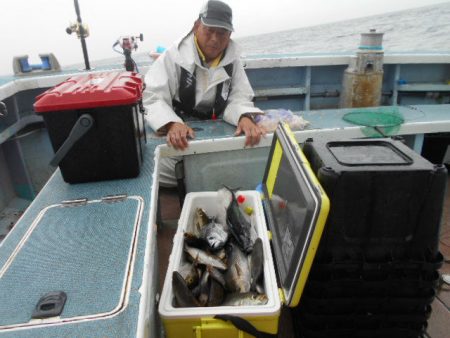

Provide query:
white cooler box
left=159, top=123, right=330, bottom=338
left=159, top=191, right=280, bottom=338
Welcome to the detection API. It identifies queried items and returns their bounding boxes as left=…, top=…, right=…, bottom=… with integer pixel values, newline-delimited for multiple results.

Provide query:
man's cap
left=199, top=0, right=233, bottom=32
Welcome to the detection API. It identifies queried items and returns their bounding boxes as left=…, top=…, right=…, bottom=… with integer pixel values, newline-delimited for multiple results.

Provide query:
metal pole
left=74, top=0, right=90, bottom=70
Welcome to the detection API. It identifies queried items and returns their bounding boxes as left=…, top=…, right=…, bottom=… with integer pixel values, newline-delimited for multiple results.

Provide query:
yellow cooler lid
left=262, top=123, right=330, bottom=308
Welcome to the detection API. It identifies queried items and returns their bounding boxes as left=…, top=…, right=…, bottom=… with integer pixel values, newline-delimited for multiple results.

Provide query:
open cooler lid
left=34, top=71, right=143, bottom=113
left=262, top=123, right=330, bottom=307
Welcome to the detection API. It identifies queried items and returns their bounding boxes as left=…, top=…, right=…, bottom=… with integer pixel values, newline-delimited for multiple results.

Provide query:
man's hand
left=234, top=115, right=266, bottom=147
left=166, top=122, right=195, bottom=150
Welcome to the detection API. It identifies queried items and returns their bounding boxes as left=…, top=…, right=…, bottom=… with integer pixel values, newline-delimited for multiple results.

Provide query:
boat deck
left=158, top=172, right=450, bottom=338
left=1, top=105, right=450, bottom=337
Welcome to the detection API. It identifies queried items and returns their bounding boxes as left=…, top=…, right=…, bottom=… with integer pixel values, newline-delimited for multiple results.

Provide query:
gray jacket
left=143, top=33, right=262, bottom=132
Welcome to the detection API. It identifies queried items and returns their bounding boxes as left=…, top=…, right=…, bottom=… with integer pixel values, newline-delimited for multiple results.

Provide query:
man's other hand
left=235, top=115, right=266, bottom=147
left=166, top=122, right=195, bottom=150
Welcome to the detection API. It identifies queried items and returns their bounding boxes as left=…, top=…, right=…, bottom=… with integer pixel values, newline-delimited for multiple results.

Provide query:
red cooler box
left=34, top=71, right=145, bottom=183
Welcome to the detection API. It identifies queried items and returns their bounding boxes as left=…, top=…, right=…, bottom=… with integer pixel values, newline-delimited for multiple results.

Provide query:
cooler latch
left=50, top=113, right=94, bottom=167
left=32, top=291, right=67, bottom=319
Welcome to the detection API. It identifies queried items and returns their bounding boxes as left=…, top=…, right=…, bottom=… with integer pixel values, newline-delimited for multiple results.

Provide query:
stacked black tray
left=294, top=138, right=447, bottom=338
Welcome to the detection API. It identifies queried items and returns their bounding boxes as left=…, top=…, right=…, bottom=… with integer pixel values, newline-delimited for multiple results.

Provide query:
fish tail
left=222, top=184, right=241, bottom=197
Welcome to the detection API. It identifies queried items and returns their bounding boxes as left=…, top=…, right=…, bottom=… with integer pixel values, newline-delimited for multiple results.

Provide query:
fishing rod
left=66, top=0, right=91, bottom=70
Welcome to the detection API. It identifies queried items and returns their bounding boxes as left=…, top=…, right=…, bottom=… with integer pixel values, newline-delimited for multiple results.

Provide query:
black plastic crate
left=295, top=320, right=426, bottom=338
left=297, top=311, right=430, bottom=330
left=306, top=270, right=439, bottom=299
left=309, top=252, right=443, bottom=281
left=300, top=290, right=436, bottom=315
left=302, top=138, right=447, bottom=261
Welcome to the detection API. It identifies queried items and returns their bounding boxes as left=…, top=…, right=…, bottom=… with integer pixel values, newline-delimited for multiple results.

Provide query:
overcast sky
left=0, top=0, right=447, bottom=75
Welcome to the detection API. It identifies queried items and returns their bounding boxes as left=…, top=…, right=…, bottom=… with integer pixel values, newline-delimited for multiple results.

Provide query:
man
left=144, top=0, right=265, bottom=186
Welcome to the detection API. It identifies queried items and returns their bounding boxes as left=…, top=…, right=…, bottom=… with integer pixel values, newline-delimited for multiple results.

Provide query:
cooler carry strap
left=50, top=113, right=94, bottom=167
left=215, top=315, right=277, bottom=338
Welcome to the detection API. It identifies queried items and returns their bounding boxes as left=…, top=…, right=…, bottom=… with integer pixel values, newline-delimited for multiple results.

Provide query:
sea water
left=67, top=2, right=450, bottom=71
left=236, top=2, right=450, bottom=56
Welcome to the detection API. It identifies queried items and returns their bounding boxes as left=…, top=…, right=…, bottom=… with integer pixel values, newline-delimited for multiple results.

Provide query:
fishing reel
left=112, top=34, right=144, bottom=72
left=113, top=34, right=144, bottom=52
left=66, top=22, right=90, bottom=38
left=66, top=0, right=91, bottom=70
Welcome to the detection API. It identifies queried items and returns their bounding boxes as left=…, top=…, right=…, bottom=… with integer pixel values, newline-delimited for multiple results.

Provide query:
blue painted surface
left=13, top=184, right=34, bottom=201
left=359, top=45, right=383, bottom=50
left=0, top=59, right=152, bottom=88
left=0, top=198, right=140, bottom=325
left=0, top=76, right=15, bottom=87
left=0, top=140, right=160, bottom=337
left=0, top=118, right=245, bottom=337
left=400, top=64, right=450, bottom=83
left=244, top=51, right=353, bottom=59
left=247, top=67, right=307, bottom=89
left=303, top=105, right=450, bottom=131
left=256, top=97, right=305, bottom=111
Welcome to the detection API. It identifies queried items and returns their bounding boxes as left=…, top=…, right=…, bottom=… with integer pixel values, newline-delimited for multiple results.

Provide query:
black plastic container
left=34, top=71, right=145, bottom=183
left=302, top=138, right=447, bottom=261
left=294, top=137, right=446, bottom=338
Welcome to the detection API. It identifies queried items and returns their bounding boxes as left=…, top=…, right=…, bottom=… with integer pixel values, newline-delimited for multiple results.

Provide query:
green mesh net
left=343, top=108, right=404, bottom=137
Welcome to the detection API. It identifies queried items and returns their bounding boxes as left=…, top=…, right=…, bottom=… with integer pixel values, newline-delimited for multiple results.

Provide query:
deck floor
left=157, top=174, right=450, bottom=338
left=0, top=197, right=30, bottom=242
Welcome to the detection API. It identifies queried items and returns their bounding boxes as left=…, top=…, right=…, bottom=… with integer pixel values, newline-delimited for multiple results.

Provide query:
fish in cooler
left=172, top=190, right=267, bottom=308
left=222, top=292, right=268, bottom=306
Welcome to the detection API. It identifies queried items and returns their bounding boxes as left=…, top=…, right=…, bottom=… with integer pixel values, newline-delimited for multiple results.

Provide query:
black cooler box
left=294, top=138, right=447, bottom=338
left=302, top=138, right=447, bottom=261
left=34, top=71, right=145, bottom=183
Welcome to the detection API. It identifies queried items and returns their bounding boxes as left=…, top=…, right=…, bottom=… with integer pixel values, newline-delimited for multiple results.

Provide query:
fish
left=193, top=208, right=210, bottom=235
left=178, top=262, right=199, bottom=289
left=184, top=244, right=227, bottom=270
left=197, top=270, right=210, bottom=306
left=215, top=248, right=227, bottom=261
left=222, top=292, right=268, bottom=306
left=222, top=186, right=253, bottom=253
left=225, top=242, right=251, bottom=293
left=250, top=237, right=264, bottom=292
left=208, top=278, right=225, bottom=306
left=200, top=219, right=229, bottom=250
left=184, top=232, right=209, bottom=250
left=207, top=265, right=226, bottom=288
left=191, top=269, right=226, bottom=307
left=172, top=271, right=200, bottom=307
